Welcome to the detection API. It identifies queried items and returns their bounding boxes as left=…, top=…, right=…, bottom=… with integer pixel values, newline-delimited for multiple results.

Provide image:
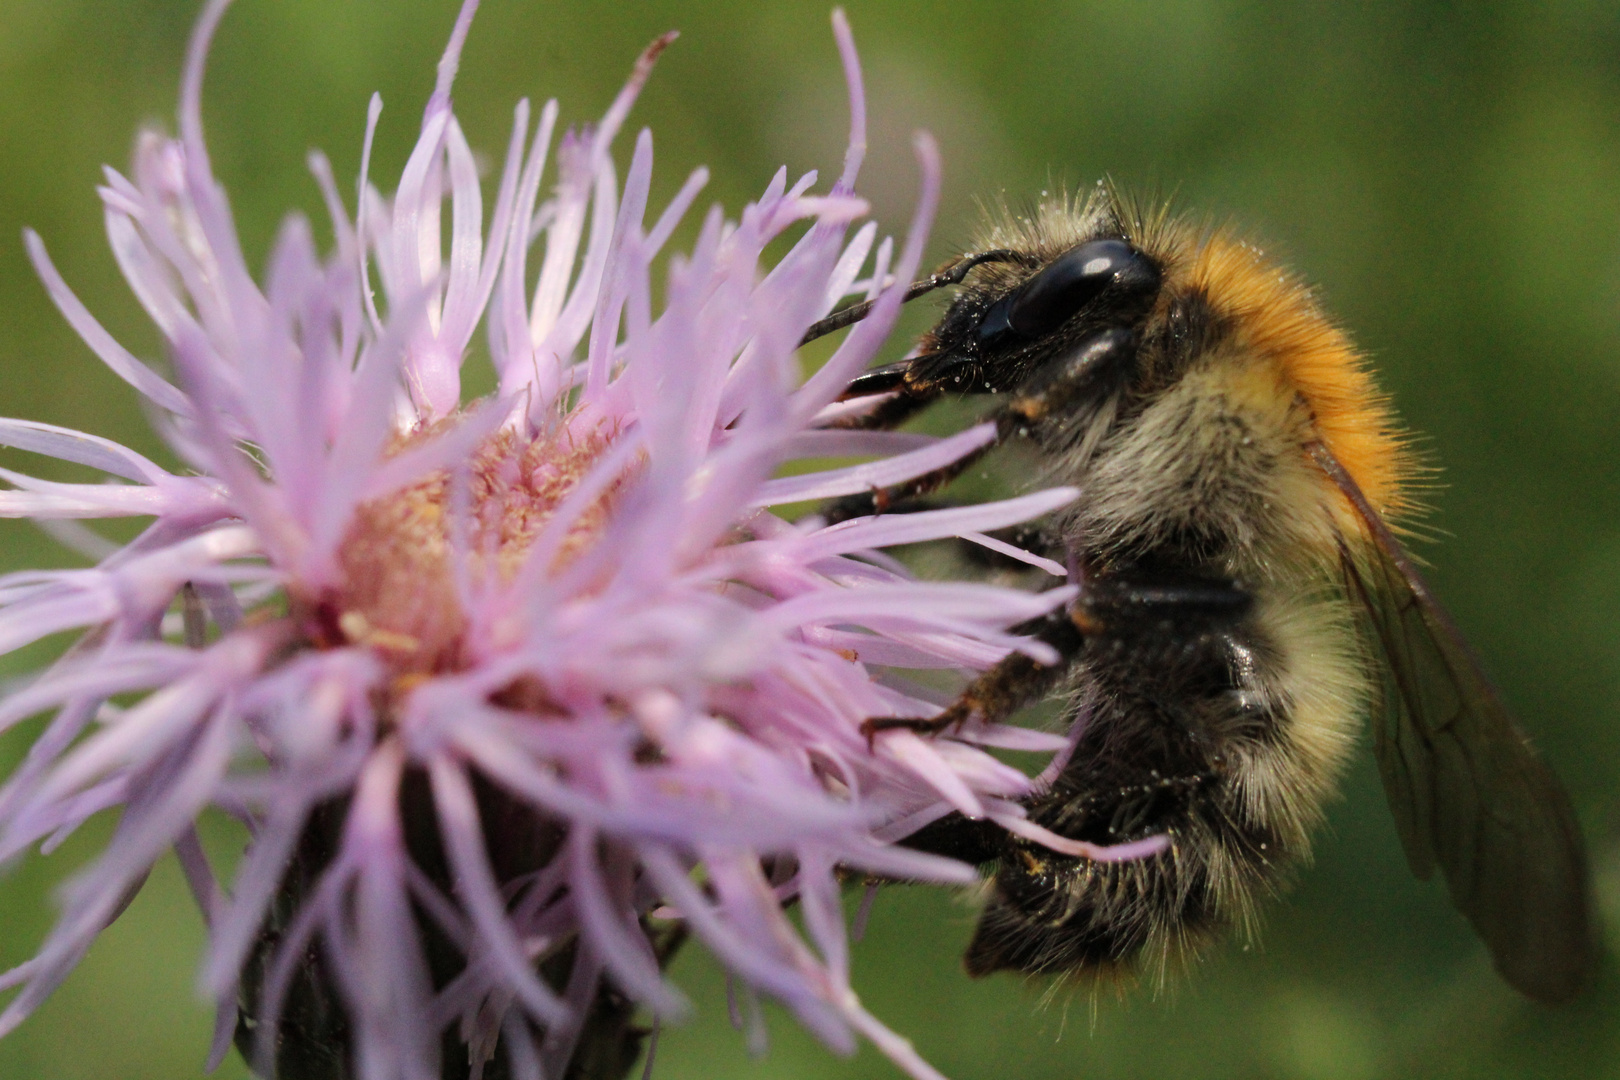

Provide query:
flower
left=0, top=2, right=1088, bottom=1078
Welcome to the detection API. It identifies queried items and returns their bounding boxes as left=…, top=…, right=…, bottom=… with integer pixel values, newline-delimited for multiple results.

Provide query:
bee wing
left=1311, top=445, right=1596, bottom=1004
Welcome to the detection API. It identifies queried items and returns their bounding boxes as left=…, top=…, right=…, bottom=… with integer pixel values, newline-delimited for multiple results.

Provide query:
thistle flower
left=0, top=2, right=1097, bottom=1078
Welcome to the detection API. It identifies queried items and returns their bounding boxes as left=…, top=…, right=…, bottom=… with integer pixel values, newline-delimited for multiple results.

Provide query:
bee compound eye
left=1006, top=238, right=1160, bottom=339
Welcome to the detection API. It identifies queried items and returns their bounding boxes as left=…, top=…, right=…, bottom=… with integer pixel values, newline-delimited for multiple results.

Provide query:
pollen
left=325, top=419, right=624, bottom=674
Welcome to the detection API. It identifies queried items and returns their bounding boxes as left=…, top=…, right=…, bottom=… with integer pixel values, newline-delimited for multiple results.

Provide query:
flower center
left=320, top=419, right=621, bottom=674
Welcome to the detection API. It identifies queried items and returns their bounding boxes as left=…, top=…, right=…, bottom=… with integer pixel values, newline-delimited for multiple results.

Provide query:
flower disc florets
left=0, top=2, right=1089, bottom=1079
left=321, top=422, right=624, bottom=680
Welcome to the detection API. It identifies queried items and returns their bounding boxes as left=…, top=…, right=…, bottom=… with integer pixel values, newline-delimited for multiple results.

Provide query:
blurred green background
left=1, top=1, right=1618, bottom=1078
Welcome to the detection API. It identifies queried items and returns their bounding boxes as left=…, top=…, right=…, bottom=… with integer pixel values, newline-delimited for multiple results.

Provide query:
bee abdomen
left=962, top=570, right=1305, bottom=985
left=964, top=763, right=1287, bottom=982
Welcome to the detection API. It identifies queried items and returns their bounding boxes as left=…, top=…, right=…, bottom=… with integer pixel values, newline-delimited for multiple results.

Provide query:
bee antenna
left=799, top=248, right=1022, bottom=346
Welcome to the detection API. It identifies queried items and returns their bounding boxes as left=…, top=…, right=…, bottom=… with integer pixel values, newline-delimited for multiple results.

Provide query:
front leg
left=825, top=328, right=1139, bottom=525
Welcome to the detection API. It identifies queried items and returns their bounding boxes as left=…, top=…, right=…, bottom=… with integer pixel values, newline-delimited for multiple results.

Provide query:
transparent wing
left=1312, top=444, right=1596, bottom=1003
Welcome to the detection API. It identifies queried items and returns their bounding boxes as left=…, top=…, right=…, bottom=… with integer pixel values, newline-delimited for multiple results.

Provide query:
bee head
left=913, top=235, right=1163, bottom=397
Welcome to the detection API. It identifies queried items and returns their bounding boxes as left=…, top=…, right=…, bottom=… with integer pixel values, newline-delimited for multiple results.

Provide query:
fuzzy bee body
left=962, top=203, right=1373, bottom=982
left=822, top=188, right=1596, bottom=1001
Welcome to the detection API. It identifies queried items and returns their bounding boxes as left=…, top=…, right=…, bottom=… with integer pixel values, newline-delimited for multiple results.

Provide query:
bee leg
left=862, top=605, right=1088, bottom=744
left=825, top=378, right=944, bottom=432
left=822, top=328, right=1139, bottom=524
left=837, top=361, right=911, bottom=399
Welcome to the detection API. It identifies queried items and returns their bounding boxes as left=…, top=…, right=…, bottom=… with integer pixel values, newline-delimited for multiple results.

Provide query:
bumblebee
left=806, top=187, right=1596, bottom=1002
